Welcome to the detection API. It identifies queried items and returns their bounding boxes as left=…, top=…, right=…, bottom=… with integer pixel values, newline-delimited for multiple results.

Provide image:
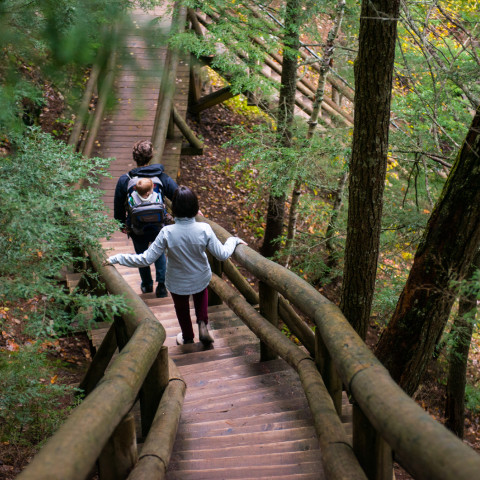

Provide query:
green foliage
left=172, top=0, right=353, bottom=97
left=0, top=128, right=128, bottom=335
left=0, top=344, right=76, bottom=446
left=372, top=267, right=408, bottom=326
left=0, top=0, right=130, bottom=135
left=390, top=2, right=480, bottom=194
left=465, top=383, right=480, bottom=414
left=228, top=120, right=350, bottom=197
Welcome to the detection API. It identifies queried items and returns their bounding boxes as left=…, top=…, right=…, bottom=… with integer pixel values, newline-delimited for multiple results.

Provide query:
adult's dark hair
left=171, top=186, right=199, bottom=218
left=132, top=140, right=153, bottom=166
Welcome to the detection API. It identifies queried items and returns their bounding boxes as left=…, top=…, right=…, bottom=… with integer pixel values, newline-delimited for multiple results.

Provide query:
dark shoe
left=141, top=284, right=153, bottom=294
left=176, top=332, right=194, bottom=345
left=199, top=321, right=214, bottom=344
left=155, top=283, right=168, bottom=298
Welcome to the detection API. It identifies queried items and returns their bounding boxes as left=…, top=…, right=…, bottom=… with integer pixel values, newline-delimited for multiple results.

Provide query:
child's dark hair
left=171, top=186, right=199, bottom=218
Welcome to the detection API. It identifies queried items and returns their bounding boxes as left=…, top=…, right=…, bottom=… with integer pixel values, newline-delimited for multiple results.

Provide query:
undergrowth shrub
left=0, top=344, right=75, bottom=446
left=0, top=128, right=128, bottom=335
left=0, top=129, right=129, bottom=447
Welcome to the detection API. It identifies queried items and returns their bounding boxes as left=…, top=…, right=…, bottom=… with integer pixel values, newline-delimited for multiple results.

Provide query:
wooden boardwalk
left=90, top=6, right=350, bottom=479
left=94, top=5, right=189, bottom=220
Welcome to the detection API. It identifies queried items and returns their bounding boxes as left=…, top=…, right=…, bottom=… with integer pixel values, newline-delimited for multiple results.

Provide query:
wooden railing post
left=259, top=281, right=278, bottom=361
left=353, top=403, right=393, bottom=480
left=78, top=322, right=117, bottom=397
left=140, top=345, right=169, bottom=438
left=207, top=253, right=223, bottom=306
left=113, top=315, right=129, bottom=351
left=98, top=412, right=138, bottom=480
left=315, top=329, right=342, bottom=415
left=167, top=108, right=175, bottom=139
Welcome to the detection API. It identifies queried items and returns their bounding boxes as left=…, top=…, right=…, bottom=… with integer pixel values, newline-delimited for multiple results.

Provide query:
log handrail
left=151, top=3, right=187, bottom=162
left=198, top=215, right=480, bottom=480
left=210, top=274, right=368, bottom=480
left=17, top=317, right=165, bottom=480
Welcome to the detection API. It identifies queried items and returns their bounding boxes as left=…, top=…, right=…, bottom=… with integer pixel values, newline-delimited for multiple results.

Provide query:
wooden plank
left=166, top=462, right=323, bottom=479
left=169, top=450, right=322, bottom=470
left=171, top=438, right=319, bottom=458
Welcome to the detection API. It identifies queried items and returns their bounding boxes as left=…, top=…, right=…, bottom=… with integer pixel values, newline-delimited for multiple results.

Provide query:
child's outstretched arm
left=108, top=230, right=166, bottom=267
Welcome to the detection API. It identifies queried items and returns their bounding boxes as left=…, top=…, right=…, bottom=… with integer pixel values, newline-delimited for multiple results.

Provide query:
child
left=108, top=186, right=246, bottom=345
left=134, top=177, right=154, bottom=200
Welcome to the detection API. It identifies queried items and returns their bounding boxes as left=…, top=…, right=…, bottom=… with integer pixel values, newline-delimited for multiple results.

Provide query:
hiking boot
left=141, top=284, right=153, bottom=294
left=198, top=321, right=214, bottom=344
left=155, top=283, right=168, bottom=298
left=176, top=332, right=194, bottom=345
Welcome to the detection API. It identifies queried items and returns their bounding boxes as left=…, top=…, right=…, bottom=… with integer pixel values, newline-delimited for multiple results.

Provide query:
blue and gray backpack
left=126, top=175, right=167, bottom=235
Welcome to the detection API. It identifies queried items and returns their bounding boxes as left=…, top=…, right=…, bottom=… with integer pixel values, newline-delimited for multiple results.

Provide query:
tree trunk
left=284, top=0, right=346, bottom=268
left=339, top=0, right=400, bottom=340
left=445, top=249, right=480, bottom=438
left=260, top=0, right=300, bottom=258
left=325, top=170, right=348, bottom=262
left=285, top=180, right=302, bottom=267
left=375, top=105, right=480, bottom=396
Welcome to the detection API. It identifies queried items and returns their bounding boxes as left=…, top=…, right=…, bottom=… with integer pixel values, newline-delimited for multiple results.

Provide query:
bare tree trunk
left=284, top=0, right=346, bottom=266
left=445, top=249, right=480, bottom=438
left=339, top=0, right=400, bottom=340
left=375, top=105, right=480, bottom=396
left=325, top=170, right=348, bottom=259
left=260, top=0, right=300, bottom=258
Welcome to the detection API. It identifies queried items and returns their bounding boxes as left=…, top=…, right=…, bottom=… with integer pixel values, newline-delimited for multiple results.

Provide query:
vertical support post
left=259, top=281, right=278, bottom=362
left=98, top=412, right=138, bottom=480
left=140, top=345, right=169, bottom=438
left=167, top=108, right=175, bottom=139
left=207, top=253, right=223, bottom=306
left=188, top=59, right=202, bottom=121
left=78, top=322, right=118, bottom=397
left=315, top=329, right=342, bottom=415
left=114, top=315, right=129, bottom=351
left=331, top=84, right=342, bottom=106
left=353, top=403, right=393, bottom=480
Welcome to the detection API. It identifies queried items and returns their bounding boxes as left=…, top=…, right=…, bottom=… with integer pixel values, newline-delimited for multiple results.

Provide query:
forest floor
left=1, top=95, right=479, bottom=479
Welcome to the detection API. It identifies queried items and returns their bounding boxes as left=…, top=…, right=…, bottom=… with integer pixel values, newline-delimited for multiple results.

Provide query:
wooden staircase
left=80, top=4, right=352, bottom=475
left=87, top=232, right=353, bottom=479
left=166, top=307, right=324, bottom=479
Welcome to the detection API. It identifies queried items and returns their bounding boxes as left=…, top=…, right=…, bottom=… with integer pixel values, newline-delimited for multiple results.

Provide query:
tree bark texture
left=376, top=106, right=480, bottom=396
left=340, top=0, right=400, bottom=340
left=260, top=0, right=300, bottom=258
left=445, top=249, right=479, bottom=438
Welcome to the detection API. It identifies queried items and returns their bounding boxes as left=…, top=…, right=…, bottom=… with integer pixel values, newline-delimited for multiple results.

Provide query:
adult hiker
left=113, top=139, right=177, bottom=297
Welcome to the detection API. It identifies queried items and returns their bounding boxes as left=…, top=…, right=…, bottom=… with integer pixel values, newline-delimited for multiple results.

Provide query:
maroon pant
left=170, top=288, right=209, bottom=342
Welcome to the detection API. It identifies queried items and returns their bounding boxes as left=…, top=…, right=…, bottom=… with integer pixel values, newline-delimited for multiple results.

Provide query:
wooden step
left=169, top=450, right=322, bottom=470
left=166, top=462, right=324, bottom=479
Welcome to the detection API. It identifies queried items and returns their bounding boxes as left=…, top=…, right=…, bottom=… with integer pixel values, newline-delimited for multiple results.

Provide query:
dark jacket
left=113, top=164, right=178, bottom=229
